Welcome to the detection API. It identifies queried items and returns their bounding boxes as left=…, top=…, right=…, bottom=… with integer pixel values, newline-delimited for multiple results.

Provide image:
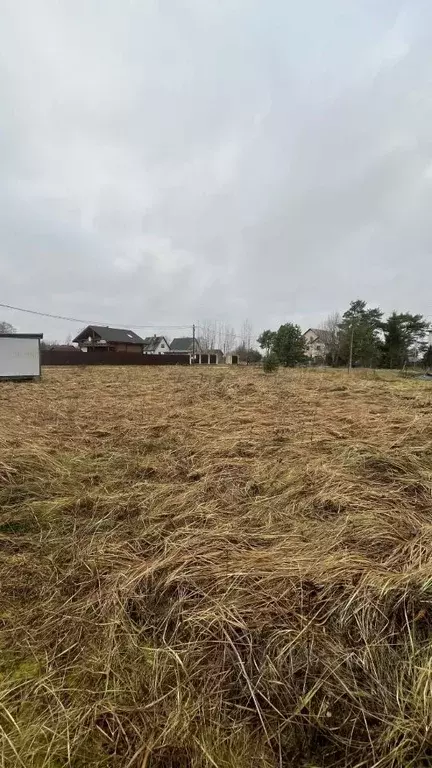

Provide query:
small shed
left=207, top=349, right=224, bottom=364
left=0, top=333, right=43, bottom=380
left=225, top=354, right=239, bottom=365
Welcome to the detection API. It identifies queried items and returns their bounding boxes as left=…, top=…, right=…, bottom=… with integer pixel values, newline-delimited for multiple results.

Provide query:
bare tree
left=0, top=321, right=16, bottom=334
left=320, top=312, right=341, bottom=365
left=223, top=325, right=236, bottom=354
left=240, top=319, right=253, bottom=351
left=199, top=320, right=217, bottom=351
left=198, top=321, right=210, bottom=351
left=216, top=323, right=224, bottom=352
left=200, top=319, right=253, bottom=355
left=217, top=323, right=236, bottom=354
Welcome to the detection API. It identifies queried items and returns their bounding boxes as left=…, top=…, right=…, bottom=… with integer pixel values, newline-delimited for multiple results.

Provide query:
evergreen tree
left=257, top=330, right=276, bottom=355
left=423, top=346, right=432, bottom=369
left=272, top=324, right=306, bottom=367
left=338, top=300, right=383, bottom=367
left=381, top=312, right=428, bottom=368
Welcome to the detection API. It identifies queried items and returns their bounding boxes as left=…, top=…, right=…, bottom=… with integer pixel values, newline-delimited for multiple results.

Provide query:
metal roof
left=170, top=337, right=196, bottom=351
left=73, top=325, right=145, bottom=344
left=0, top=333, right=43, bottom=339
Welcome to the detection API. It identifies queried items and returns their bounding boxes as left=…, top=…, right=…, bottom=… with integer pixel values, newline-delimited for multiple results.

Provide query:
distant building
left=73, top=325, right=145, bottom=353
left=225, top=354, right=239, bottom=365
left=206, top=349, right=225, bottom=364
left=170, top=337, right=203, bottom=355
left=0, top=333, right=43, bottom=380
left=142, top=336, right=170, bottom=354
left=303, top=328, right=332, bottom=362
left=193, top=349, right=225, bottom=364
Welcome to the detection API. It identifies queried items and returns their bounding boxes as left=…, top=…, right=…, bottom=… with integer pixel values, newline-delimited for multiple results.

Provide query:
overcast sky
left=1, top=0, right=432, bottom=342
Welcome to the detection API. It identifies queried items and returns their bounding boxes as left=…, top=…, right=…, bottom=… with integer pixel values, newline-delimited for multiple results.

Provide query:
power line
left=0, top=302, right=191, bottom=330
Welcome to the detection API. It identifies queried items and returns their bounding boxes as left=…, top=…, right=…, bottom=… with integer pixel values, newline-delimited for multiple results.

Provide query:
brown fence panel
left=41, top=351, right=190, bottom=366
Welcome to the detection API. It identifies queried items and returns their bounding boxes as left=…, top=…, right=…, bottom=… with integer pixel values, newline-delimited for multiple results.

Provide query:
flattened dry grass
left=1, top=366, right=432, bottom=767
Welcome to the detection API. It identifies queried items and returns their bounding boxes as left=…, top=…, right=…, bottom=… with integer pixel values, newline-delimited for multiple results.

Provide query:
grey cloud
left=1, top=0, right=431, bottom=341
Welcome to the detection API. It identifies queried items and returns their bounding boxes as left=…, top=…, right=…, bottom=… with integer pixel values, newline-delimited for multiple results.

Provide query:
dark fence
left=41, top=350, right=190, bottom=366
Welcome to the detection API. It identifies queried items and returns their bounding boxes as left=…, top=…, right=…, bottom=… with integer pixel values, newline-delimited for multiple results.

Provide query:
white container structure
left=0, top=334, right=43, bottom=381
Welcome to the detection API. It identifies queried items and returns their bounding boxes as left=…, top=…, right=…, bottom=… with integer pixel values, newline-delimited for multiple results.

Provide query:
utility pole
left=192, top=324, right=196, bottom=362
left=348, top=324, right=354, bottom=373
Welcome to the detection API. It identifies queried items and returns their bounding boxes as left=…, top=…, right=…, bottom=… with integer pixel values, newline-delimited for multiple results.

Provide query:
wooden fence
left=41, top=351, right=190, bottom=366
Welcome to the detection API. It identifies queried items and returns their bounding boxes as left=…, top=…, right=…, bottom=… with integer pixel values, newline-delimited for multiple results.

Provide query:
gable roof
left=170, top=337, right=201, bottom=351
left=142, top=336, right=169, bottom=351
left=73, top=325, right=145, bottom=344
left=304, top=328, right=333, bottom=345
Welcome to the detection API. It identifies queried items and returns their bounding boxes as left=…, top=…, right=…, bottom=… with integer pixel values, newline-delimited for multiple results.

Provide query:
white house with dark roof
left=142, top=335, right=170, bottom=354
left=303, top=328, right=332, bottom=362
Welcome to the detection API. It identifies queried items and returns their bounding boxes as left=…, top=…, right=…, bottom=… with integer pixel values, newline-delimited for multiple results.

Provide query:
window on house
left=160, top=343, right=165, bottom=348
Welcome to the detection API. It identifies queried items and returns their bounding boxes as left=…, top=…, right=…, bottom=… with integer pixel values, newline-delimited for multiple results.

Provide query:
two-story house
left=142, top=336, right=170, bottom=354
left=73, top=325, right=145, bottom=353
left=303, top=328, right=332, bottom=362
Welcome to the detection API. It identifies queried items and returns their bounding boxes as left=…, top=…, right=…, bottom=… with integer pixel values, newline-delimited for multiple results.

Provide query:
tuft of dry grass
left=0, top=365, right=432, bottom=767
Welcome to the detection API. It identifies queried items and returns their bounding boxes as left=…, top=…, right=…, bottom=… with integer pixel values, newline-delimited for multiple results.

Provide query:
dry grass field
left=1, top=365, right=432, bottom=768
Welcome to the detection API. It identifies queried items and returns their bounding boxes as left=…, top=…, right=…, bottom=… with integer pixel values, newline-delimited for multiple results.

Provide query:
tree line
left=2, top=300, right=431, bottom=369
left=258, top=300, right=432, bottom=369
